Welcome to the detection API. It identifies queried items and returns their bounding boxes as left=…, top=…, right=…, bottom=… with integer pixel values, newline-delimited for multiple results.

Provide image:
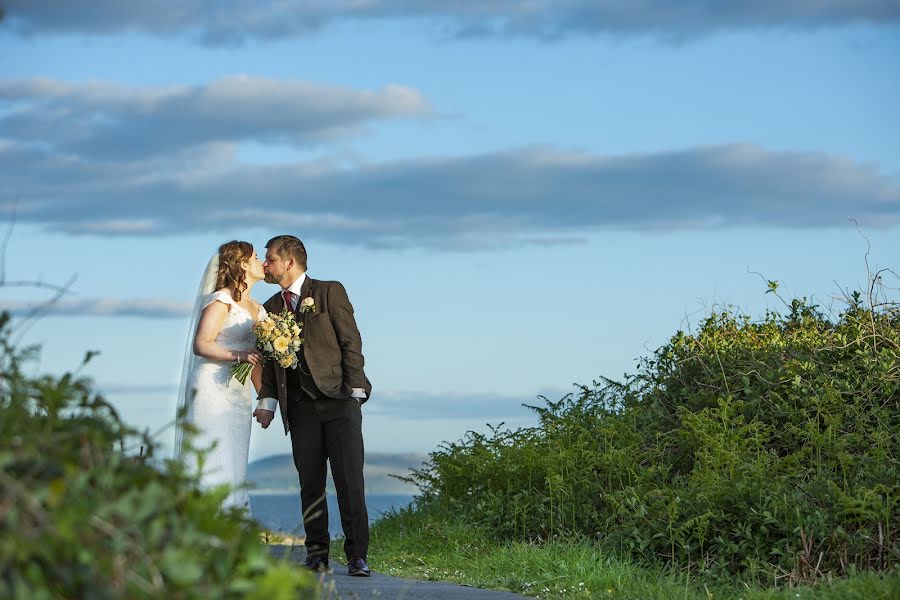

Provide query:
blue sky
left=1, top=2, right=898, bottom=460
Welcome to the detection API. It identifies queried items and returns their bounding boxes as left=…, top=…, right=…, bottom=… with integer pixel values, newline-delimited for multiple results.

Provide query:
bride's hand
left=238, top=350, right=262, bottom=366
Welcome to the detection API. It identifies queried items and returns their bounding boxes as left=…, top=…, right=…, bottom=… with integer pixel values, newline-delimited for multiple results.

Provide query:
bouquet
left=230, top=310, right=303, bottom=384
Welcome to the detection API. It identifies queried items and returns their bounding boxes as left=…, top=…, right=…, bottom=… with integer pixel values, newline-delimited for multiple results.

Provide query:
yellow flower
left=256, top=321, right=275, bottom=337
left=278, top=355, right=295, bottom=368
left=272, top=336, right=289, bottom=353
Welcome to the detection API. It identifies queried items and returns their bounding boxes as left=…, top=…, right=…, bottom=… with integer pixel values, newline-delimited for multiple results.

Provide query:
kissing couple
left=175, top=235, right=373, bottom=577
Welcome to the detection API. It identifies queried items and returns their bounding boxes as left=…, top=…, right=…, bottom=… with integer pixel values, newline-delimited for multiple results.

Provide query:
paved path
left=268, top=544, right=529, bottom=600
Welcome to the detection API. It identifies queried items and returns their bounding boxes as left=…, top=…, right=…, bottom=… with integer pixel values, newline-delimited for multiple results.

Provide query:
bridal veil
left=173, top=254, right=219, bottom=459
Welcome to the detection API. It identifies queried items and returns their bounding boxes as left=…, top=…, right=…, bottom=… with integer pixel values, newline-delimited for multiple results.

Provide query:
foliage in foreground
left=0, top=313, right=316, bottom=599
left=406, top=291, right=900, bottom=584
left=370, top=505, right=900, bottom=600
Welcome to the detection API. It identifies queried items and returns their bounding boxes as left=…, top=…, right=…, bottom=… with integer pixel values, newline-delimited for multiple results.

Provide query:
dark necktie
left=282, top=290, right=294, bottom=313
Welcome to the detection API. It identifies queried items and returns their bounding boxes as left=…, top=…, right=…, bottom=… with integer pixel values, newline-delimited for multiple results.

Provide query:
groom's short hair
left=266, top=235, right=308, bottom=269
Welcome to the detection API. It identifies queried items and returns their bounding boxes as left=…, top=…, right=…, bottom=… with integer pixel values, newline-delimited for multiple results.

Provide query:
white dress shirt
left=281, top=272, right=306, bottom=312
left=256, top=272, right=366, bottom=413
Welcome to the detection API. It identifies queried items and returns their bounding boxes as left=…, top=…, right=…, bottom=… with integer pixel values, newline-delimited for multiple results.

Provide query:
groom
left=253, top=234, right=372, bottom=577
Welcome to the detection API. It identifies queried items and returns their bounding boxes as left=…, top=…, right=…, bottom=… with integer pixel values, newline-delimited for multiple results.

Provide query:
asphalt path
left=267, top=544, right=530, bottom=600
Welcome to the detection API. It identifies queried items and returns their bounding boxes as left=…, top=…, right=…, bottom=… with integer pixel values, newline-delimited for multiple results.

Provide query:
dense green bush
left=408, top=291, right=899, bottom=584
left=0, top=312, right=316, bottom=599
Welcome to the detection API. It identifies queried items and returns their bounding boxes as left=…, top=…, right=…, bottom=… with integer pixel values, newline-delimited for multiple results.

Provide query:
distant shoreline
left=248, top=452, right=424, bottom=496
left=250, top=493, right=415, bottom=535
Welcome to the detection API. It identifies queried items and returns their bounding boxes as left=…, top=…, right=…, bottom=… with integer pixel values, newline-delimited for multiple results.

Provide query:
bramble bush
left=407, top=288, right=899, bottom=584
left=0, top=312, right=317, bottom=599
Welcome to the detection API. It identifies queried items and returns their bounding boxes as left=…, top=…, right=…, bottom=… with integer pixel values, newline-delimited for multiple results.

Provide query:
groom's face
left=263, top=247, right=287, bottom=285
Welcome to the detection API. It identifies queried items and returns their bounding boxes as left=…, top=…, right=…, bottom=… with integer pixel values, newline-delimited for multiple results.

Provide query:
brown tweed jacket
left=258, top=276, right=372, bottom=434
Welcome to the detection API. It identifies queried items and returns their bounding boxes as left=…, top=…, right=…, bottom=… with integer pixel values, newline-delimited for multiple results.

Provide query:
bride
left=175, top=240, right=266, bottom=513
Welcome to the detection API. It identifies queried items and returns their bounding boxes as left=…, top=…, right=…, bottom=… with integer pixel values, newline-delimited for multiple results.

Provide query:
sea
left=250, top=492, right=415, bottom=537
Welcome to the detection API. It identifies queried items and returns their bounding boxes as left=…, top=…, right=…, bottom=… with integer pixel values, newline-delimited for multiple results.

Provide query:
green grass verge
left=365, top=506, right=899, bottom=600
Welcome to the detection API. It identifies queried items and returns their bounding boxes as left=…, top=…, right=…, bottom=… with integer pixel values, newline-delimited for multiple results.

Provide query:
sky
left=1, top=2, right=899, bottom=461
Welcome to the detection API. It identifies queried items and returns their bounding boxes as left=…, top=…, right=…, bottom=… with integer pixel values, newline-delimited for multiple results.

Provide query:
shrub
left=408, top=292, right=900, bottom=583
left=0, top=312, right=317, bottom=599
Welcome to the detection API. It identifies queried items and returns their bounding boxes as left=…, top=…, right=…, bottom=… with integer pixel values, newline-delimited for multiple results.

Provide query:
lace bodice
left=201, top=291, right=266, bottom=352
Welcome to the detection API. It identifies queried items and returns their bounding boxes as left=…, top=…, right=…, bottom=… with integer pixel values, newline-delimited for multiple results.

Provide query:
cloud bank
left=3, top=1, right=899, bottom=43
left=0, top=299, right=192, bottom=318
left=366, top=388, right=554, bottom=420
left=2, top=141, right=897, bottom=247
left=0, top=76, right=429, bottom=159
left=1, top=77, right=897, bottom=248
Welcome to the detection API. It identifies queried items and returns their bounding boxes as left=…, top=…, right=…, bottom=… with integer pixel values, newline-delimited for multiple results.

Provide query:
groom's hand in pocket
left=253, top=408, right=275, bottom=429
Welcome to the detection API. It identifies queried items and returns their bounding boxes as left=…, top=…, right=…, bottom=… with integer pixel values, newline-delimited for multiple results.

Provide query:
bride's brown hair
left=216, top=240, right=254, bottom=301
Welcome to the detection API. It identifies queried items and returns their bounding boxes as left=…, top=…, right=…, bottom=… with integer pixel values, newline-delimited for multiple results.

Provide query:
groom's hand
left=253, top=408, right=275, bottom=429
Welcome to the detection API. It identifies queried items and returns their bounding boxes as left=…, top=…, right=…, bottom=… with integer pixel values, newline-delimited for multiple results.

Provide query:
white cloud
left=1, top=79, right=896, bottom=246
left=0, top=298, right=192, bottom=318
left=2, top=141, right=898, bottom=247
left=366, top=388, right=559, bottom=420
left=0, top=76, right=430, bottom=159
left=3, top=1, right=898, bottom=42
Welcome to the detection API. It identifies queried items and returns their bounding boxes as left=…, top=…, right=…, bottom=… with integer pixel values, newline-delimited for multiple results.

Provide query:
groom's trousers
left=287, top=394, right=369, bottom=561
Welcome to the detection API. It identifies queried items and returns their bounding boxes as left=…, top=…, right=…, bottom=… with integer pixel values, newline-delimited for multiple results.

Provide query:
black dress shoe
left=303, top=555, right=330, bottom=573
left=348, top=557, right=371, bottom=577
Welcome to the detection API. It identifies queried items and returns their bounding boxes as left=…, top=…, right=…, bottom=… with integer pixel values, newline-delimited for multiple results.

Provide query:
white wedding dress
left=180, top=290, right=266, bottom=514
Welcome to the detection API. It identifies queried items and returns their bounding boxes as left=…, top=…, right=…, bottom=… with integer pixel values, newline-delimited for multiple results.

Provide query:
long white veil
left=174, top=253, right=219, bottom=460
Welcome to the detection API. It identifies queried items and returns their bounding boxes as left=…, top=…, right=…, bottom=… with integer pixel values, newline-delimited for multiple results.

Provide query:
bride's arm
left=193, top=302, right=257, bottom=363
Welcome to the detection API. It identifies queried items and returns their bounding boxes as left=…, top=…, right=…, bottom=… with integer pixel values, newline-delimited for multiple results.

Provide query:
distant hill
left=247, top=452, right=428, bottom=494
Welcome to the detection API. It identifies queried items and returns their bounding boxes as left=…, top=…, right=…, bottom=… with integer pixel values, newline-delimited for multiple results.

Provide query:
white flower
left=300, top=297, right=316, bottom=313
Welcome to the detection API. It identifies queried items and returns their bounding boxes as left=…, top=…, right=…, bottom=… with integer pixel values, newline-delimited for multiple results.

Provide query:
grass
left=365, top=505, right=900, bottom=600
